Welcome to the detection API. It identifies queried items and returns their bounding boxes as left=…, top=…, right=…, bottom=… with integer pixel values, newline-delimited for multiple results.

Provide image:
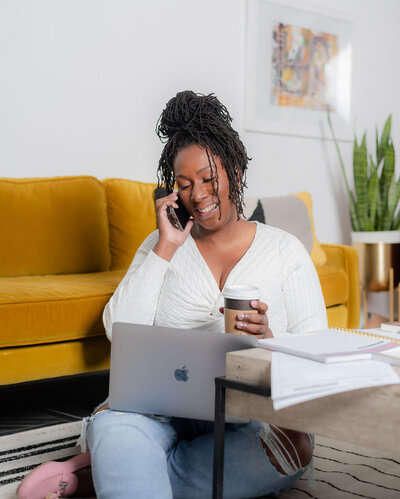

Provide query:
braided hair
left=156, top=91, right=250, bottom=218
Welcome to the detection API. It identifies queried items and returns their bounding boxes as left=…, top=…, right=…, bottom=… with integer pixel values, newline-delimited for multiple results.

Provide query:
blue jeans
left=86, top=409, right=308, bottom=499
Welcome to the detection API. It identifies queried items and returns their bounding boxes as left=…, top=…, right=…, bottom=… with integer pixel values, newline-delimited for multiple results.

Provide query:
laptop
left=108, top=322, right=257, bottom=422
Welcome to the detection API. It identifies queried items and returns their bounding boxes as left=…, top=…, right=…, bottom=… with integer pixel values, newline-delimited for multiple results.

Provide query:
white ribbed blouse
left=103, top=222, right=327, bottom=340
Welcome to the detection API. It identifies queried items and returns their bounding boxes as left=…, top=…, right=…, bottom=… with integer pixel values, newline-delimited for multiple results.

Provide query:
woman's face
left=173, top=144, right=237, bottom=232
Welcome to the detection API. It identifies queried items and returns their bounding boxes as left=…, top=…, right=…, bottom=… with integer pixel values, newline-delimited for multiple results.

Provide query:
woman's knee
left=259, top=425, right=313, bottom=476
left=88, top=411, right=176, bottom=454
left=279, top=428, right=312, bottom=467
left=87, top=410, right=127, bottom=449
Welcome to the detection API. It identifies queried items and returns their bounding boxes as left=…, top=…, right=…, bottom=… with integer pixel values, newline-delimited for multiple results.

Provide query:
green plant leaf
left=376, top=188, right=383, bottom=230
left=379, top=141, right=395, bottom=228
left=354, top=131, right=368, bottom=230
left=376, top=115, right=391, bottom=174
left=349, top=191, right=360, bottom=231
left=393, top=189, right=400, bottom=229
left=390, top=178, right=400, bottom=229
left=383, top=176, right=400, bottom=230
left=364, top=218, right=374, bottom=231
left=367, top=158, right=379, bottom=229
left=381, top=114, right=392, bottom=148
left=393, top=212, right=400, bottom=230
left=376, top=127, right=384, bottom=166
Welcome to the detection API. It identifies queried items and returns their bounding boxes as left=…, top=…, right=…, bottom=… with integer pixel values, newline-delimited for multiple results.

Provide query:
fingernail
left=251, top=300, right=257, bottom=306
left=238, top=314, right=244, bottom=320
left=237, top=322, right=243, bottom=328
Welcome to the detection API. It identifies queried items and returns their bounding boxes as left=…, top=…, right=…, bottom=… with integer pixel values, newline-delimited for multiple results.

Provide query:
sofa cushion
left=103, top=178, right=158, bottom=269
left=0, top=270, right=126, bottom=347
left=326, top=304, right=348, bottom=328
left=315, top=265, right=348, bottom=307
left=0, top=337, right=111, bottom=385
left=243, top=192, right=327, bottom=266
left=0, top=176, right=111, bottom=277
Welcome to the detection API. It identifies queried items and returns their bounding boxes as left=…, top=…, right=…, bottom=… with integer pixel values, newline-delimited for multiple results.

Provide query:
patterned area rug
left=1, top=423, right=399, bottom=499
left=279, top=436, right=400, bottom=499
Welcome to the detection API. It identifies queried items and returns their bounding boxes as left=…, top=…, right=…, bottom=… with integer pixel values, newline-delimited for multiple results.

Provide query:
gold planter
left=353, top=242, right=400, bottom=291
left=352, top=231, right=400, bottom=323
left=351, top=231, right=400, bottom=292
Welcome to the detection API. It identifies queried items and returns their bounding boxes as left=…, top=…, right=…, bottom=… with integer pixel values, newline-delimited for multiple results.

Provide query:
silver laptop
left=108, top=322, right=257, bottom=421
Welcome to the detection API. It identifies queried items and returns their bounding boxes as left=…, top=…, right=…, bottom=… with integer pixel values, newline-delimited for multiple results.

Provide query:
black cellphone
left=154, top=186, right=191, bottom=232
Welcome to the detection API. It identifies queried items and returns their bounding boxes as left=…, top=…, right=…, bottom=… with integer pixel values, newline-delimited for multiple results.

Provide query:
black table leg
left=212, top=377, right=272, bottom=499
left=213, top=377, right=226, bottom=499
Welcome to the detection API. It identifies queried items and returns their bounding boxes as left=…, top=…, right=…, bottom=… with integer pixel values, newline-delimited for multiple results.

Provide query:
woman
left=18, top=91, right=327, bottom=499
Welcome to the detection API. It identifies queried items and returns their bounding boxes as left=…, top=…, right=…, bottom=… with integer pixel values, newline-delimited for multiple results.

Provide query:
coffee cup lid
left=222, top=284, right=260, bottom=300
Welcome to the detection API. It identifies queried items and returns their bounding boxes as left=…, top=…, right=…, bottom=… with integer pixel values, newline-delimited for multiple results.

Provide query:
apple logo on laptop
left=174, top=366, right=189, bottom=382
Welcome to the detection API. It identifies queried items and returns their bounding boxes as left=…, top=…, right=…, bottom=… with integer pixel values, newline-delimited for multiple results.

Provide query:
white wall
left=1, top=0, right=399, bottom=244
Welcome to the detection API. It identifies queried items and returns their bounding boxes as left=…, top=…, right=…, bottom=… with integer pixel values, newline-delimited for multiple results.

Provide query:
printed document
left=271, top=352, right=400, bottom=410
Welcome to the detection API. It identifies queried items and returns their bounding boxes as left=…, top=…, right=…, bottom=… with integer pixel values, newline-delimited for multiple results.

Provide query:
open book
left=258, top=328, right=400, bottom=364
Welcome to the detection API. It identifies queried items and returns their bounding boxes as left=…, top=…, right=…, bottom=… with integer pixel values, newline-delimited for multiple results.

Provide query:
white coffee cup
left=222, top=285, right=260, bottom=334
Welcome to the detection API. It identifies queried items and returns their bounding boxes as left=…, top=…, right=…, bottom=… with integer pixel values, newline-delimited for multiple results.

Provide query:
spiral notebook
left=258, top=327, right=400, bottom=364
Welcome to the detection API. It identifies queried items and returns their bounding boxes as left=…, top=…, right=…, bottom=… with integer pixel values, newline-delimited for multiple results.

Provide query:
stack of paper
left=271, top=352, right=400, bottom=410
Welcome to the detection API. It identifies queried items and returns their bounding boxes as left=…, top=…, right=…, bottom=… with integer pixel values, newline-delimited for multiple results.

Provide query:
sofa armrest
left=321, top=244, right=360, bottom=328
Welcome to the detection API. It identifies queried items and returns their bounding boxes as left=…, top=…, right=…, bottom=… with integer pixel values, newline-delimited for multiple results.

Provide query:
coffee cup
left=222, top=285, right=260, bottom=334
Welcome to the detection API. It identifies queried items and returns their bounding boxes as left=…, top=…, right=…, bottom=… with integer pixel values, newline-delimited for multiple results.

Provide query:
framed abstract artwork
left=245, top=0, right=354, bottom=140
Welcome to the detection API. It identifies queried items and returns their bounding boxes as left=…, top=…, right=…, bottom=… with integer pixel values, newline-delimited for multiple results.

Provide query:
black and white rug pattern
left=280, top=436, right=400, bottom=499
left=1, top=423, right=399, bottom=499
left=0, top=421, right=82, bottom=499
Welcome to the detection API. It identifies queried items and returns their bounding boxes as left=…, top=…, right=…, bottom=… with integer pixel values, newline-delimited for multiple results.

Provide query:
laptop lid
left=108, top=322, right=257, bottom=421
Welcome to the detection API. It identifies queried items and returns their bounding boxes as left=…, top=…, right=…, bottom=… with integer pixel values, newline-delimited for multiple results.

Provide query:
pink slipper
left=16, top=451, right=91, bottom=499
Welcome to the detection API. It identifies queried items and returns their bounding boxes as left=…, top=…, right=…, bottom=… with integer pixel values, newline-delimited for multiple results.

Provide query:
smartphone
left=154, top=186, right=191, bottom=231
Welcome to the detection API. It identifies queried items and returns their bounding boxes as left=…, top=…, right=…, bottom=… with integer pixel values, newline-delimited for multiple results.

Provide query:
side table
left=212, top=347, right=400, bottom=499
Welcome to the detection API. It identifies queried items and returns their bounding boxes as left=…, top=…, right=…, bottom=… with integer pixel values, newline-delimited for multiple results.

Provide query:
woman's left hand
left=219, top=300, right=273, bottom=339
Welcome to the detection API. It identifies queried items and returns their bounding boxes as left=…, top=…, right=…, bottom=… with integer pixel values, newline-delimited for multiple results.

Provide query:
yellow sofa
left=0, top=176, right=360, bottom=386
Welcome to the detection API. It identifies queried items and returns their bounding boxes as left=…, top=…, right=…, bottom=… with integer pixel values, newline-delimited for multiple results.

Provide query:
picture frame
left=244, top=0, right=354, bottom=141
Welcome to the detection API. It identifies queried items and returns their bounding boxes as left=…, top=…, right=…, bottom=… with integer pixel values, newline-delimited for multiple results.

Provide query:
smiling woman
left=174, top=145, right=237, bottom=228
left=18, top=91, right=327, bottom=499
left=180, top=146, right=242, bottom=230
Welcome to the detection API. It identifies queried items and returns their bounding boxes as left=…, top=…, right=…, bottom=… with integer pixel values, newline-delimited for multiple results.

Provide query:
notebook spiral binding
left=333, top=327, right=400, bottom=345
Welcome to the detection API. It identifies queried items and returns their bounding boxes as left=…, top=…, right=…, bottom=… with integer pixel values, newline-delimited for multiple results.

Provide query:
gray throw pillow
left=243, top=196, right=313, bottom=254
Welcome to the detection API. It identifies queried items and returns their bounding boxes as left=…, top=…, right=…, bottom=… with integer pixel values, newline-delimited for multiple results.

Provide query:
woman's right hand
left=153, top=192, right=193, bottom=261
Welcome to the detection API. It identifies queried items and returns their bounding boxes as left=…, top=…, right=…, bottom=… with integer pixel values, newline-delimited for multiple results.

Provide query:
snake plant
left=328, top=113, right=400, bottom=231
